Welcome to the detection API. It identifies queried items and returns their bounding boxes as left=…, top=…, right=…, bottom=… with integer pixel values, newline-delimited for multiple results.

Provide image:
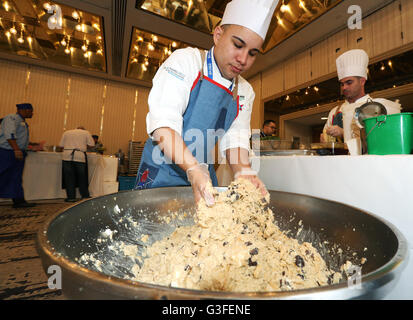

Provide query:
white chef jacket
left=59, top=129, right=95, bottom=163
left=146, top=46, right=255, bottom=158
left=324, top=95, right=401, bottom=143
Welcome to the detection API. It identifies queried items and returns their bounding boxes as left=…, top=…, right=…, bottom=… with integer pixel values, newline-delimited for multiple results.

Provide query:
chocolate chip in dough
left=295, top=255, right=305, bottom=268
left=248, top=257, right=257, bottom=267
left=249, top=248, right=259, bottom=256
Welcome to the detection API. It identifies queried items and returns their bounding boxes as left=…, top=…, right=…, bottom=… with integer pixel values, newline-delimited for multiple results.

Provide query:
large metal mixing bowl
left=36, top=187, right=407, bottom=299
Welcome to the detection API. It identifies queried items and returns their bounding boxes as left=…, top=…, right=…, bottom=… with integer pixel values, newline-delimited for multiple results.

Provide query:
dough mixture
left=128, top=178, right=346, bottom=292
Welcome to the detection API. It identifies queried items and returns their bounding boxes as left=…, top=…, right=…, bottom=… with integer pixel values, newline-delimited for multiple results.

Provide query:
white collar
left=206, top=47, right=235, bottom=90
left=344, top=94, right=371, bottom=105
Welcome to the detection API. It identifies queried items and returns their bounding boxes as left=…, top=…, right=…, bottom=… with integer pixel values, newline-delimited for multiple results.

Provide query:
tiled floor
left=0, top=200, right=73, bottom=300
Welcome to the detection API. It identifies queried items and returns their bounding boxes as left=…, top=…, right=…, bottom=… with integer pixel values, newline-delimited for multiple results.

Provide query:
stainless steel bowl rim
left=37, top=188, right=408, bottom=299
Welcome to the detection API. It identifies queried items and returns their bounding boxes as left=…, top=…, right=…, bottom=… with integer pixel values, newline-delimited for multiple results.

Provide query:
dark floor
left=0, top=199, right=73, bottom=300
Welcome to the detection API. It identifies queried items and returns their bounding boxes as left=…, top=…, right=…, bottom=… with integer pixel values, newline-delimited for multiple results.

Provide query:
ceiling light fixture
left=82, top=40, right=88, bottom=52
left=9, top=26, right=17, bottom=34
left=17, top=33, right=24, bottom=43
left=72, top=11, right=80, bottom=20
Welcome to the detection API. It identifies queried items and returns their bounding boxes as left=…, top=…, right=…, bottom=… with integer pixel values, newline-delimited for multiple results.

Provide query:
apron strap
left=199, top=49, right=206, bottom=79
left=198, top=49, right=238, bottom=101
left=232, top=77, right=238, bottom=101
left=65, top=148, right=86, bottom=162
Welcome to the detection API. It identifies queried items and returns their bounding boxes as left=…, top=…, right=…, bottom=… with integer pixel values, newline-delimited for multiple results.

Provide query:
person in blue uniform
left=135, top=0, right=279, bottom=205
left=0, top=103, right=36, bottom=208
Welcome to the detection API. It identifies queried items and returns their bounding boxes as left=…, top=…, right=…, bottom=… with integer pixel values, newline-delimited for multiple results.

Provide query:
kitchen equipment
left=36, top=187, right=407, bottom=300
left=259, top=149, right=316, bottom=156
left=354, top=99, right=387, bottom=128
left=254, top=139, right=293, bottom=151
left=128, top=141, right=144, bottom=175
left=310, top=142, right=348, bottom=155
left=363, top=113, right=413, bottom=155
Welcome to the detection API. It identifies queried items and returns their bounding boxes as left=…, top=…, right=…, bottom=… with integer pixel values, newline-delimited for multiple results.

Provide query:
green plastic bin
left=364, top=113, right=413, bottom=155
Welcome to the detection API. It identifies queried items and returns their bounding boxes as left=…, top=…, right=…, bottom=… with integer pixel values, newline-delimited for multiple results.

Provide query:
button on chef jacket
left=0, top=113, right=30, bottom=151
left=135, top=48, right=254, bottom=188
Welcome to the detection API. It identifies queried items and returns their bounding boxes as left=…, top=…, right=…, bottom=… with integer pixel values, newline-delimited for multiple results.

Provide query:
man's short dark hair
left=263, top=120, right=276, bottom=128
left=92, top=135, right=99, bottom=139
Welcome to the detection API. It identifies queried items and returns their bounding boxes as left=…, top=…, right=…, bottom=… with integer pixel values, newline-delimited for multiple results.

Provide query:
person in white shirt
left=322, top=49, right=401, bottom=153
left=136, top=0, right=279, bottom=205
left=59, top=126, right=95, bottom=202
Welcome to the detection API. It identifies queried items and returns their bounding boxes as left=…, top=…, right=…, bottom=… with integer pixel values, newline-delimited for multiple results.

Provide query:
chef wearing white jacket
left=136, top=0, right=279, bottom=205
left=322, top=49, right=401, bottom=154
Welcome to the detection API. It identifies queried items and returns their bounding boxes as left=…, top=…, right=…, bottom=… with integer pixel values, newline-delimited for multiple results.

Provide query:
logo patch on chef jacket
left=239, top=96, right=246, bottom=111
left=135, top=163, right=159, bottom=189
left=164, top=66, right=185, bottom=81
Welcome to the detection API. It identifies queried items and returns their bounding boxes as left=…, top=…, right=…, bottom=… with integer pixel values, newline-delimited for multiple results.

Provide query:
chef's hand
left=234, top=167, right=268, bottom=197
left=186, top=163, right=215, bottom=207
left=13, top=149, right=24, bottom=161
left=326, top=125, right=344, bottom=138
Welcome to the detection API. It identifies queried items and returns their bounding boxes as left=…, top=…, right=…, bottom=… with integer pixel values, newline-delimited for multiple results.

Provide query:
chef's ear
left=213, top=24, right=226, bottom=45
left=360, top=77, right=366, bottom=86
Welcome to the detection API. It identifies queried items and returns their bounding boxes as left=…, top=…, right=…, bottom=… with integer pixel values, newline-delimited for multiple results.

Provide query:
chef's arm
left=152, top=127, right=214, bottom=205
left=7, top=139, right=23, bottom=160
left=226, top=147, right=268, bottom=196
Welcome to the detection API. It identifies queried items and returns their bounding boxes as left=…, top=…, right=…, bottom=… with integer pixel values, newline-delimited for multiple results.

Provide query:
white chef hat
left=336, top=49, right=369, bottom=80
left=221, top=0, right=279, bottom=41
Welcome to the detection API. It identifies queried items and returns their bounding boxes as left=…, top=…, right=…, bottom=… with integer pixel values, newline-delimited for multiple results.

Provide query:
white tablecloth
left=241, top=154, right=412, bottom=300
left=21, top=151, right=118, bottom=200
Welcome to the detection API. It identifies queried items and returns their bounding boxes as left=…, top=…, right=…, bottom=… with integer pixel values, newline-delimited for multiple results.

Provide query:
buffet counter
left=217, top=154, right=412, bottom=299
left=22, top=151, right=119, bottom=200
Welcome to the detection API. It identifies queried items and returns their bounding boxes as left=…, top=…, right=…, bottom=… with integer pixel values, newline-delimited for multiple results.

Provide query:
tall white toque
left=220, top=0, right=280, bottom=41
left=336, top=49, right=369, bottom=80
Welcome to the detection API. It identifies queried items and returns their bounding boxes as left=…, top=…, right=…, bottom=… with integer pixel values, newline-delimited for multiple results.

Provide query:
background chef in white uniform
left=139, top=0, right=279, bottom=205
left=321, top=49, right=401, bottom=153
left=59, top=126, right=95, bottom=202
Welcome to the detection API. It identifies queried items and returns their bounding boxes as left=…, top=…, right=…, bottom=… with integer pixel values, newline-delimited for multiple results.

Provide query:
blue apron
left=135, top=49, right=240, bottom=189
